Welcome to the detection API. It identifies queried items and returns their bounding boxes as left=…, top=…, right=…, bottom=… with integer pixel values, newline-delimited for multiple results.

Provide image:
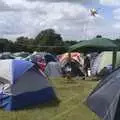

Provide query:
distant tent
left=58, top=52, right=83, bottom=65
left=24, top=52, right=57, bottom=72
left=0, top=60, right=56, bottom=111
left=70, top=37, right=118, bottom=70
left=91, top=52, right=120, bottom=75
left=0, top=52, right=15, bottom=59
left=86, top=67, right=120, bottom=120
left=63, top=61, right=84, bottom=77
left=24, top=52, right=56, bottom=63
left=45, top=54, right=57, bottom=64
left=69, top=37, right=117, bottom=52
left=13, top=52, right=30, bottom=59
left=45, top=62, right=62, bottom=78
left=58, top=52, right=84, bottom=70
left=58, top=52, right=84, bottom=77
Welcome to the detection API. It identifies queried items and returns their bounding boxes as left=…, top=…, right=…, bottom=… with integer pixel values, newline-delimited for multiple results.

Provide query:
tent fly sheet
left=0, top=60, right=56, bottom=111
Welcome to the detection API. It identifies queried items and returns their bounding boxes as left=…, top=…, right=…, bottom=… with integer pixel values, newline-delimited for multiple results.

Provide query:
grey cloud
left=0, top=1, right=13, bottom=11
left=0, top=0, right=46, bottom=14
left=28, top=0, right=82, bottom=2
left=27, top=0, right=93, bottom=4
left=0, top=12, right=27, bottom=36
left=0, top=9, right=47, bottom=38
left=0, top=0, right=117, bottom=40
left=0, top=1, right=26, bottom=12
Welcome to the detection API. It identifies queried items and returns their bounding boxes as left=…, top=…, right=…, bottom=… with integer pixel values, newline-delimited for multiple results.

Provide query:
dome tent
left=58, top=52, right=84, bottom=77
left=45, top=61, right=62, bottom=78
left=86, top=67, right=120, bottom=120
left=91, top=51, right=120, bottom=76
left=24, top=52, right=57, bottom=72
left=0, top=60, right=56, bottom=111
left=24, top=52, right=56, bottom=63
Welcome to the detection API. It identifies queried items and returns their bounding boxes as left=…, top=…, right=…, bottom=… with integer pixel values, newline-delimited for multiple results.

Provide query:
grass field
left=0, top=78, right=100, bottom=120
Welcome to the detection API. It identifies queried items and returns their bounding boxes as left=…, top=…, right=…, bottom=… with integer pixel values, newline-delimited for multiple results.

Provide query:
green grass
left=0, top=78, right=100, bottom=120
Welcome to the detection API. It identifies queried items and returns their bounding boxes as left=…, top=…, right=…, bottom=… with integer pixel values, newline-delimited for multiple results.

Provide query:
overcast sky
left=0, top=0, right=120, bottom=40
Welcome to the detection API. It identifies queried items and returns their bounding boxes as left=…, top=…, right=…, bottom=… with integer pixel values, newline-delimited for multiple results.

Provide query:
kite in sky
left=90, top=8, right=98, bottom=17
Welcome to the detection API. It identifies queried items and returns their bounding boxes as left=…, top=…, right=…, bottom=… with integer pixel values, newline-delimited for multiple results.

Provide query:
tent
left=57, top=52, right=84, bottom=68
left=45, top=62, right=62, bottom=78
left=86, top=67, right=120, bottom=120
left=69, top=37, right=117, bottom=52
left=24, top=52, right=57, bottom=72
left=24, top=52, right=56, bottom=63
left=69, top=37, right=118, bottom=69
left=0, top=52, right=15, bottom=59
left=58, top=52, right=84, bottom=65
left=57, top=52, right=84, bottom=77
left=13, top=52, right=30, bottom=59
left=0, top=60, right=56, bottom=111
left=91, top=51, right=120, bottom=75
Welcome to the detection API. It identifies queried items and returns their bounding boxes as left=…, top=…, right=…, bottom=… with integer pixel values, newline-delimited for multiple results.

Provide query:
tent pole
left=68, top=51, right=72, bottom=79
left=83, top=52, right=86, bottom=80
left=112, top=50, right=117, bottom=70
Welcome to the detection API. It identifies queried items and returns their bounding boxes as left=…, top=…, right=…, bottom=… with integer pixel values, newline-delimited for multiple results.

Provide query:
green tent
left=69, top=37, right=117, bottom=52
left=69, top=37, right=118, bottom=69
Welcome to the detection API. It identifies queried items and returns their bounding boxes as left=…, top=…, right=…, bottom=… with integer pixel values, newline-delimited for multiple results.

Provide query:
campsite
left=1, top=0, right=120, bottom=120
left=0, top=48, right=119, bottom=120
left=0, top=78, right=99, bottom=120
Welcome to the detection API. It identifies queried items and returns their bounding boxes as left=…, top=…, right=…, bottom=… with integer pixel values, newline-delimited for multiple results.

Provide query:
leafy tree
left=6, top=40, right=15, bottom=52
left=14, top=36, right=34, bottom=52
left=34, top=29, right=65, bottom=54
left=0, top=38, right=11, bottom=52
left=96, top=35, right=102, bottom=38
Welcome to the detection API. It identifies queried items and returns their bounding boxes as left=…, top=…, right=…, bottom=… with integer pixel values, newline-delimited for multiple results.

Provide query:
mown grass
left=0, top=78, right=99, bottom=120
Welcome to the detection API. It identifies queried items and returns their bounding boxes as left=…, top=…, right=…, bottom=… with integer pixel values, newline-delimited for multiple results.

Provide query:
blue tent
left=86, top=67, right=120, bottom=120
left=24, top=52, right=56, bottom=63
left=0, top=60, right=56, bottom=110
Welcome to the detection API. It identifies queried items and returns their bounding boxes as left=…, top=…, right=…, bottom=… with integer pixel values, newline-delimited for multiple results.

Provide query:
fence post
left=112, top=50, right=117, bottom=70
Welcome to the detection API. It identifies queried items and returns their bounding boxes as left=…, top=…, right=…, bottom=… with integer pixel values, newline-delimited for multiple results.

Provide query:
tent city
left=0, top=0, right=120, bottom=120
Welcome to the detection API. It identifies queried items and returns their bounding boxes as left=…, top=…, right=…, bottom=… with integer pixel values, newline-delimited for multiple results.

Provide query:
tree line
left=1, top=29, right=120, bottom=54
left=0, top=29, right=78, bottom=54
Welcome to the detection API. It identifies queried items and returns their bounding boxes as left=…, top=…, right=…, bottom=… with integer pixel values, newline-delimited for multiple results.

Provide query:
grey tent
left=86, top=67, right=120, bottom=120
left=45, top=61, right=62, bottom=78
left=0, top=52, right=15, bottom=59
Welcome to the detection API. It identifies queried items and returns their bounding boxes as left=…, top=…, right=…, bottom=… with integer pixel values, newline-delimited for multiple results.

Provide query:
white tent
left=91, top=51, right=120, bottom=75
